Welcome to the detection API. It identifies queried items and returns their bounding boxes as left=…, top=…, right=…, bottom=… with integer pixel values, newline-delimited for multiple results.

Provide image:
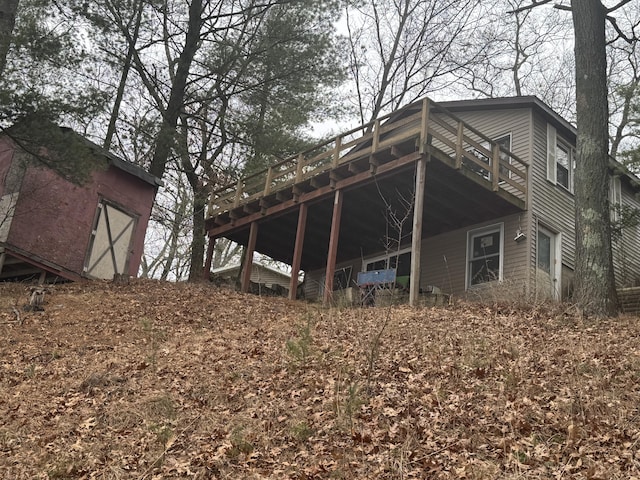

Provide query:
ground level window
left=467, top=224, right=503, bottom=287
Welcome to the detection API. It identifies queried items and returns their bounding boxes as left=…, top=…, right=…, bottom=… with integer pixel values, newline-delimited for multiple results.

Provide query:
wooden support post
left=323, top=190, right=344, bottom=305
left=289, top=203, right=308, bottom=300
left=410, top=156, right=428, bottom=307
left=419, top=98, right=430, bottom=154
left=492, top=144, right=500, bottom=191
left=241, top=222, right=259, bottom=293
left=203, top=236, right=216, bottom=280
left=455, top=122, right=464, bottom=169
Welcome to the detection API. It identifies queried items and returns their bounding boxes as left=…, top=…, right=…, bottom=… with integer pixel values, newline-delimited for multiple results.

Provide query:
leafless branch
left=507, top=0, right=553, bottom=14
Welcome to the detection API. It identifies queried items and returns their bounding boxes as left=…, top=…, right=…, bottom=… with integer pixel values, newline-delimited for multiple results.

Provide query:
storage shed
left=0, top=121, right=161, bottom=282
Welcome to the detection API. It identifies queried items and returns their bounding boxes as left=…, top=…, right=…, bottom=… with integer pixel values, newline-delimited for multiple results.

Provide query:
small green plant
left=227, top=427, right=254, bottom=459
left=334, top=376, right=364, bottom=433
left=141, top=318, right=167, bottom=369
left=286, top=318, right=313, bottom=368
left=291, top=421, right=313, bottom=443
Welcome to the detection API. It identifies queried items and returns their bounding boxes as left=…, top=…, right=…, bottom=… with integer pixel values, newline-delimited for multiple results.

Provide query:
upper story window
left=547, top=124, right=574, bottom=192
left=610, top=175, right=622, bottom=222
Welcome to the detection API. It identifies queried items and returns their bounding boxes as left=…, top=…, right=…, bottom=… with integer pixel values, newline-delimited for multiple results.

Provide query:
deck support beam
left=241, top=222, right=259, bottom=293
left=410, top=155, right=428, bottom=306
left=323, top=190, right=344, bottom=304
left=289, top=203, right=308, bottom=300
left=203, top=235, right=217, bottom=280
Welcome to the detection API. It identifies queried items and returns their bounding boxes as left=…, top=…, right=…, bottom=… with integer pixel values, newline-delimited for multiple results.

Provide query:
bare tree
left=455, top=0, right=575, bottom=118
left=0, top=0, right=18, bottom=75
left=344, top=0, right=482, bottom=124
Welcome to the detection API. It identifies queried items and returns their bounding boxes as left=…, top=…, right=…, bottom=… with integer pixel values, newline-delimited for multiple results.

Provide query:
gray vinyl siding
left=450, top=109, right=532, bottom=162
left=420, top=213, right=529, bottom=297
left=304, top=257, right=361, bottom=300
left=529, top=113, right=576, bottom=273
left=612, top=184, right=640, bottom=287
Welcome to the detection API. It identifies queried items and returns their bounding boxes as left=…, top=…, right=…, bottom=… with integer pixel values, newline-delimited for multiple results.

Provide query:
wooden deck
left=206, top=99, right=528, bottom=228
left=619, top=286, right=640, bottom=314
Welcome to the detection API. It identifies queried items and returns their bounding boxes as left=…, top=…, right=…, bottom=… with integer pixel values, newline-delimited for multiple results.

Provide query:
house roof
left=212, top=263, right=291, bottom=280
left=437, top=96, right=640, bottom=190
left=70, top=129, right=163, bottom=188
left=3, top=119, right=162, bottom=189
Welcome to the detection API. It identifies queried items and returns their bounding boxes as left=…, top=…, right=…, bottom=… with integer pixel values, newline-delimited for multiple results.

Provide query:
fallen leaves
left=1, top=280, right=640, bottom=478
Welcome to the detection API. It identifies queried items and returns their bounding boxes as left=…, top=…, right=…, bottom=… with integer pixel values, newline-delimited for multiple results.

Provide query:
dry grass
left=1, top=280, right=639, bottom=479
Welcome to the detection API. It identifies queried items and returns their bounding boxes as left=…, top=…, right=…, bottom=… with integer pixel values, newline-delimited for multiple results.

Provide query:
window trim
left=363, top=246, right=412, bottom=273
left=465, top=223, right=504, bottom=289
left=610, top=175, right=622, bottom=222
left=547, top=123, right=574, bottom=192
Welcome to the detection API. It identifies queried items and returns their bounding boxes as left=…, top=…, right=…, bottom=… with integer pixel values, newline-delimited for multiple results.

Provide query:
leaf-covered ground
left=1, top=280, right=640, bottom=479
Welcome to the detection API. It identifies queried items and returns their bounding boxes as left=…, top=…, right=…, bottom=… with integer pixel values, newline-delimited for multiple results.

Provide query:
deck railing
left=207, top=99, right=528, bottom=219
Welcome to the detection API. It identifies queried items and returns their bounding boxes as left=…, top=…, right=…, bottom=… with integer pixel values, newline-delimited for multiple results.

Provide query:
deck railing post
left=492, top=144, right=500, bottom=191
left=455, top=122, right=464, bottom=169
left=264, top=167, right=274, bottom=196
left=372, top=120, right=380, bottom=153
left=233, top=179, right=243, bottom=208
left=419, top=98, right=430, bottom=154
left=295, top=153, right=304, bottom=183
left=333, top=136, right=342, bottom=168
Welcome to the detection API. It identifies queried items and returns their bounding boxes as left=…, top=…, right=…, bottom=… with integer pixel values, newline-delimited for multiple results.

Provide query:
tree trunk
left=0, top=0, right=18, bottom=75
left=149, top=0, right=203, bottom=180
left=571, top=0, right=618, bottom=317
left=188, top=185, right=207, bottom=281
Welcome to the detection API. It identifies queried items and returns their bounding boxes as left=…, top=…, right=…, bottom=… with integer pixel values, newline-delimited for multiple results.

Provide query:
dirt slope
left=1, top=280, right=640, bottom=479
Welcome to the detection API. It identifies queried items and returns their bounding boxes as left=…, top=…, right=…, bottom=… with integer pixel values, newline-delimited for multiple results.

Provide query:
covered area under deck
left=204, top=99, right=528, bottom=305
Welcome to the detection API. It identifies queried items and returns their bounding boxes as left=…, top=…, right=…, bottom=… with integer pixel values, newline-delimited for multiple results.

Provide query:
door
left=537, top=226, right=561, bottom=300
left=84, top=200, right=137, bottom=279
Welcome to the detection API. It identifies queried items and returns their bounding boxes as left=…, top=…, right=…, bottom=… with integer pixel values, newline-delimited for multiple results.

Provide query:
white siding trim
left=547, top=123, right=557, bottom=184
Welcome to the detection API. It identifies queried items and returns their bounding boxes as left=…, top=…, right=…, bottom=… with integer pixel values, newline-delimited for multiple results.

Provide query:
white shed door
left=85, top=201, right=136, bottom=279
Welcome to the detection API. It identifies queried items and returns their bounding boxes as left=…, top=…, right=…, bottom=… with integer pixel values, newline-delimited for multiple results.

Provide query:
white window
left=547, top=124, right=574, bottom=191
left=363, top=247, right=411, bottom=276
left=466, top=224, right=504, bottom=288
left=610, top=175, right=622, bottom=222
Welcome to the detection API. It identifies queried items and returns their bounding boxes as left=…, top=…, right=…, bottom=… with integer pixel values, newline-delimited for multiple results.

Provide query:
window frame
left=465, top=223, right=504, bottom=289
left=547, top=123, right=575, bottom=192
left=363, top=246, right=412, bottom=273
left=610, top=175, right=622, bottom=222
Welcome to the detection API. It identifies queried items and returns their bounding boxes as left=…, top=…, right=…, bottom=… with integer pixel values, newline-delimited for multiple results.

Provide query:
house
left=203, top=96, right=640, bottom=305
left=0, top=121, right=161, bottom=282
left=211, top=263, right=294, bottom=296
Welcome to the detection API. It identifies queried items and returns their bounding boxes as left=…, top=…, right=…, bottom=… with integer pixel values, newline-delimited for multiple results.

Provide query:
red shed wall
left=0, top=137, right=15, bottom=197
left=7, top=160, right=155, bottom=277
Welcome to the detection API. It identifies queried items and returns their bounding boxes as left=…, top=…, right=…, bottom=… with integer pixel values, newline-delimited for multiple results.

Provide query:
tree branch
left=507, top=0, right=553, bottom=14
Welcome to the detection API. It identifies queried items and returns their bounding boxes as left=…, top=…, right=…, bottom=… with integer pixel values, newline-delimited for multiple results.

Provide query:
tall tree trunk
left=0, top=0, right=18, bottom=75
left=149, top=0, right=203, bottom=180
left=104, top=0, right=144, bottom=150
left=188, top=185, right=207, bottom=280
left=571, top=0, right=618, bottom=317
